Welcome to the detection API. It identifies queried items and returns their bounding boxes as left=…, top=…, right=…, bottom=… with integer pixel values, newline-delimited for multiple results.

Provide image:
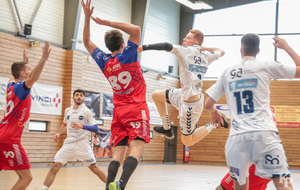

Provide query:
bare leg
left=88, top=164, right=107, bottom=183
left=273, top=176, right=293, bottom=190
left=181, top=126, right=209, bottom=146
left=12, top=169, right=33, bottom=190
left=43, top=162, right=62, bottom=187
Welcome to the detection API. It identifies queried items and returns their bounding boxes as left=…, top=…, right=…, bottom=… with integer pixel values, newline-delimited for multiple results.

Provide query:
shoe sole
left=220, top=113, right=229, bottom=128
left=154, top=127, right=175, bottom=140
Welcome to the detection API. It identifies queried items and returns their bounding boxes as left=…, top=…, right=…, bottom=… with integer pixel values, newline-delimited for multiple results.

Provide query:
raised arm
left=91, top=17, right=141, bottom=45
left=138, top=42, right=173, bottom=53
left=24, top=41, right=51, bottom=89
left=273, top=36, right=300, bottom=78
left=82, top=0, right=97, bottom=55
left=201, top=46, right=225, bottom=57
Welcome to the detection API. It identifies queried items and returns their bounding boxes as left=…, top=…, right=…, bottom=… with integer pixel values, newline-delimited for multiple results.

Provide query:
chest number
left=108, top=71, right=132, bottom=90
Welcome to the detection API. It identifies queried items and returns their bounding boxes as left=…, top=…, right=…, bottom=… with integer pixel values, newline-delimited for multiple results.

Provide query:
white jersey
left=63, top=103, right=96, bottom=144
left=206, top=57, right=296, bottom=135
left=170, top=45, right=221, bottom=100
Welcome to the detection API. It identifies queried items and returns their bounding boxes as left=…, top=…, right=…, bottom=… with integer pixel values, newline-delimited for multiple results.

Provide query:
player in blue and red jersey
left=82, top=1, right=150, bottom=190
left=0, top=42, right=51, bottom=190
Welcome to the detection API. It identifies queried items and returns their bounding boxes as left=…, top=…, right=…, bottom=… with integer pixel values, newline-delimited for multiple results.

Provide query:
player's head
left=11, top=61, right=31, bottom=80
left=73, top=89, right=85, bottom=105
left=241, top=33, right=260, bottom=57
left=183, top=29, right=204, bottom=46
left=104, top=29, right=125, bottom=52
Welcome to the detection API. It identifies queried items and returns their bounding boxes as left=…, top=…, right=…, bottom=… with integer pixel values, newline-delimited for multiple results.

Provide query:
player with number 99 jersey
left=92, top=40, right=150, bottom=146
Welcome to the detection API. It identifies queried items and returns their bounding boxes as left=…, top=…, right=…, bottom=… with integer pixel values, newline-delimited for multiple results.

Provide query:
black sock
left=106, top=160, right=120, bottom=190
left=119, top=156, right=138, bottom=190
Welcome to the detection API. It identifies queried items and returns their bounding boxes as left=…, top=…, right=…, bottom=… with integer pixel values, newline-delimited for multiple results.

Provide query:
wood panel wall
left=1, top=32, right=299, bottom=168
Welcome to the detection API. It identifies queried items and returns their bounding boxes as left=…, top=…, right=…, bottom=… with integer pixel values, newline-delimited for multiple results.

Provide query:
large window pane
left=194, top=1, right=276, bottom=35
left=278, top=0, right=300, bottom=33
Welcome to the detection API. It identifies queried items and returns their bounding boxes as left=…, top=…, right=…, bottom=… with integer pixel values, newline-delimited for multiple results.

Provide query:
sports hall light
left=175, top=0, right=213, bottom=10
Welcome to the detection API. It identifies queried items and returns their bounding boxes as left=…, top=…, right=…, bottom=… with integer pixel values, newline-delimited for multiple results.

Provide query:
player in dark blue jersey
left=81, top=1, right=150, bottom=190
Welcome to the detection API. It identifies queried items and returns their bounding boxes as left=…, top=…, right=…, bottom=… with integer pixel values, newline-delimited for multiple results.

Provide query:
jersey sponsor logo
left=3, top=151, right=14, bottom=158
left=19, top=108, right=27, bottom=122
left=265, top=154, right=280, bottom=165
left=78, top=115, right=84, bottom=120
left=188, top=64, right=207, bottom=74
left=112, top=64, right=122, bottom=71
left=67, top=115, right=70, bottom=120
left=263, top=154, right=283, bottom=170
left=18, top=122, right=23, bottom=127
left=9, top=159, right=14, bottom=167
left=84, top=158, right=95, bottom=163
left=107, top=66, right=112, bottom=73
left=229, top=78, right=258, bottom=91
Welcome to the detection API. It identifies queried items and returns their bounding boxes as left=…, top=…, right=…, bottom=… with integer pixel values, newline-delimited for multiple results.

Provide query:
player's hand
left=81, top=0, right=94, bottom=18
left=91, top=16, right=112, bottom=26
left=273, top=36, right=289, bottom=50
left=137, top=46, right=143, bottom=54
left=210, top=109, right=224, bottom=127
left=41, top=41, right=51, bottom=62
left=53, top=133, right=60, bottom=142
left=72, top=123, right=83, bottom=129
left=23, top=49, right=29, bottom=63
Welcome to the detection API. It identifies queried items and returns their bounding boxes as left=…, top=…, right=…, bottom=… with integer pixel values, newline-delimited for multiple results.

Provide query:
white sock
left=204, top=122, right=218, bottom=133
left=41, top=185, right=49, bottom=190
left=161, top=115, right=171, bottom=130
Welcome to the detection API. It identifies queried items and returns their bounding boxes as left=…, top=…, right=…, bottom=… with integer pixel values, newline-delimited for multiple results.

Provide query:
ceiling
left=180, top=0, right=266, bottom=14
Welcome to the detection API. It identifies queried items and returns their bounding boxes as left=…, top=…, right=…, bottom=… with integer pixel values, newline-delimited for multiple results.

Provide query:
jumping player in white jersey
left=139, top=30, right=228, bottom=146
left=205, top=34, right=300, bottom=190
left=41, top=89, right=107, bottom=190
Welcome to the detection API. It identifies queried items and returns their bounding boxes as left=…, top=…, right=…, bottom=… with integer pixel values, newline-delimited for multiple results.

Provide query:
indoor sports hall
left=0, top=0, right=299, bottom=190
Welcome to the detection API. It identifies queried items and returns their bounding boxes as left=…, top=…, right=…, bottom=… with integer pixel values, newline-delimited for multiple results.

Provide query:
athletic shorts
left=111, top=102, right=150, bottom=147
left=220, top=164, right=271, bottom=190
left=167, top=88, right=204, bottom=135
left=54, top=138, right=96, bottom=166
left=0, top=143, right=31, bottom=170
left=225, top=131, right=290, bottom=185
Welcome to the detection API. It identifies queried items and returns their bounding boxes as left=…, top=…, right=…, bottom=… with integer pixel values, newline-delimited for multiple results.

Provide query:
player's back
left=0, top=81, right=31, bottom=143
left=92, top=40, right=146, bottom=106
left=221, top=57, right=294, bottom=135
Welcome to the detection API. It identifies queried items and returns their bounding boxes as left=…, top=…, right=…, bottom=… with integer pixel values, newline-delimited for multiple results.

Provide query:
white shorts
left=225, top=131, right=290, bottom=185
left=54, top=138, right=96, bottom=166
left=167, top=88, right=204, bottom=135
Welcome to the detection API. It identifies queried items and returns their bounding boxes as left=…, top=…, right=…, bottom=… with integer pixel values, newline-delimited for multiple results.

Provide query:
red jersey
left=0, top=81, right=31, bottom=143
left=92, top=40, right=146, bottom=107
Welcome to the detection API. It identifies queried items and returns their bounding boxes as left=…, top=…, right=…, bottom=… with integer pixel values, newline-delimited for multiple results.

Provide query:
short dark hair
left=73, top=89, right=85, bottom=96
left=11, top=61, right=28, bottom=79
left=241, top=33, right=260, bottom=56
left=104, top=29, right=124, bottom=52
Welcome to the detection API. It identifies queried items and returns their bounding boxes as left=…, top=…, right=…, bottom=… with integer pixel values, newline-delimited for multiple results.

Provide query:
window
left=29, top=121, right=47, bottom=132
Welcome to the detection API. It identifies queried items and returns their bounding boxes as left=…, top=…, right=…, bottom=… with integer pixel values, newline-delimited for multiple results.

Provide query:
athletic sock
left=204, top=122, right=218, bottom=133
left=41, top=185, right=49, bottom=190
left=161, top=115, right=171, bottom=130
left=119, top=156, right=138, bottom=190
left=105, top=160, right=120, bottom=190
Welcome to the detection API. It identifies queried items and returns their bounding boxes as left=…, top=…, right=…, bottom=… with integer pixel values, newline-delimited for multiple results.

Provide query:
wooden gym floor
left=1, top=164, right=300, bottom=190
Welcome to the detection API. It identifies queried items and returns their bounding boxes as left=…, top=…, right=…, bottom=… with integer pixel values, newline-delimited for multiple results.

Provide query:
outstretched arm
left=72, top=123, right=99, bottom=133
left=91, top=17, right=141, bottom=45
left=138, top=42, right=173, bottom=53
left=24, top=41, right=51, bottom=89
left=82, top=0, right=97, bottom=55
left=202, top=47, right=225, bottom=57
left=273, top=36, right=300, bottom=78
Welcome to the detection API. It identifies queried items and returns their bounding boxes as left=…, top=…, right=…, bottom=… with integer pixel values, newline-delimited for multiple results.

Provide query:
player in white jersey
left=205, top=34, right=300, bottom=190
left=41, top=89, right=107, bottom=190
left=139, top=29, right=228, bottom=146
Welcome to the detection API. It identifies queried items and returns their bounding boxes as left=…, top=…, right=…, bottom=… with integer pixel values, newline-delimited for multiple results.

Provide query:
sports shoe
left=109, top=181, right=121, bottom=190
left=153, top=126, right=174, bottom=139
left=220, top=113, right=229, bottom=128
